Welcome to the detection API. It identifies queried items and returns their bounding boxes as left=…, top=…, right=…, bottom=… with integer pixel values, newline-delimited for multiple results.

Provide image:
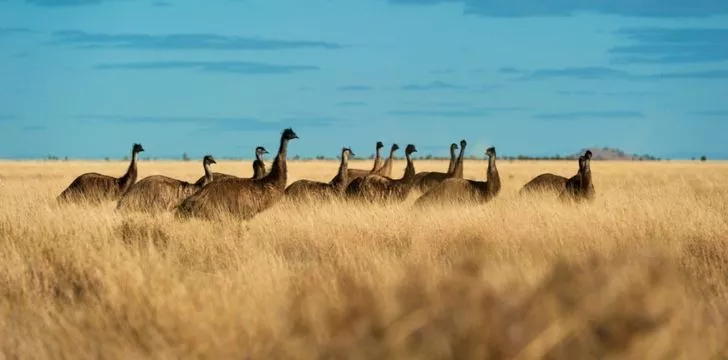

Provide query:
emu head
left=578, top=155, right=586, bottom=171
left=584, top=150, right=593, bottom=160
left=342, top=147, right=355, bottom=158
left=203, top=155, right=217, bottom=165
left=281, top=128, right=299, bottom=141
left=391, top=144, right=400, bottom=152
left=460, top=139, right=467, bottom=149
left=132, top=143, right=145, bottom=153
left=486, top=146, right=496, bottom=157
left=450, top=143, right=459, bottom=151
left=376, top=141, right=384, bottom=150
left=405, top=144, right=417, bottom=155
left=256, top=146, right=269, bottom=156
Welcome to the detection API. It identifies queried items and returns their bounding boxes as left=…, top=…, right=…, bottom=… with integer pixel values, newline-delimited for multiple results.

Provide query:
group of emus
left=57, top=128, right=595, bottom=220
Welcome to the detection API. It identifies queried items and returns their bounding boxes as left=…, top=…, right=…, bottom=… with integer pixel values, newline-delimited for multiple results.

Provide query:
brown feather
left=175, top=129, right=297, bottom=220
left=194, top=146, right=267, bottom=183
left=286, top=147, right=352, bottom=202
left=345, top=141, right=384, bottom=186
left=559, top=151, right=596, bottom=203
left=57, top=143, right=143, bottom=204
left=412, top=140, right=465, bottom=193
left=117, top=155, right=216, bottom=213
left=346, top=144, right=417, bottom=203
left=414, top=147, right=500, bottom=207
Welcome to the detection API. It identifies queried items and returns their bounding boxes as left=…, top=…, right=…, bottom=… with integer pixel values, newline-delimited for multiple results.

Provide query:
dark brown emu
left=57, top=143, right=144, bottom=204
left=175, top=128, right=298, bottom=220
left=195, top=146, right=268, bottom=184
left=411, top=139, right=467, bottom=194
left=285, top=147, right=354, bottom=202
left=559, top=150, right=595, bottom=203
left=520, top=150, right=593, bottom=195
left=117, top=155, right=217, bottom=213
left=345, top=144, right=418, bottom=203
left=346, top=141, right=383, bottom=186
left=414, top=146, right=501, bottom=207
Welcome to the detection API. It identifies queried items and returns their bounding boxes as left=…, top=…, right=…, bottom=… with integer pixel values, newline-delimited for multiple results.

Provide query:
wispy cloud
left=647, top=69, right=728, bottom=79
left=338, top=85, right=373, bottom=91
left=400, top=81, right=465, bottom=91
left=389, top=106, right=527, bottom=118
left=518, top=66, right=728, bottom=81
left=0, top=114, right=17, bottom=122
left=389, top=109, right=490, bottom=118
left=337, top=101, right=368, bottom=107
left=50, top=30, right=343, bottom=51
left=522, top=67, right=635, bottom=80
left=689, top=110, right=728, bottom=116
left=405, top=101, right=472, bottom=108
left=76, top=114, right=336, bottom=131
left=26, top=0, right=103, bottom=6
left=498, top=67, right=525, bottom=74
left=532, top=111, right=644, bottom=120
left=0, top=28, right=34, bottom=36
left=94, top=61, right=319, bottom=75
left=556, top=90, right=654, bottom=97
left=387, top=0, right=728, bottom=18
left=610, top=27, right=728, bottom=64
left=429, top=68, right=455, bottom=74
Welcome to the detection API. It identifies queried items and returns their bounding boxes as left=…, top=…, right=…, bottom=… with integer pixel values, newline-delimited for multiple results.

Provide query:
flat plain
left=1, top=158, right=727, bottom=359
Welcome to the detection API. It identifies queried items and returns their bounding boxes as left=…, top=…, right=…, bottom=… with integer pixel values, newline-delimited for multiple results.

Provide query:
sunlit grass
left=0, top=158, right=727, bottom=359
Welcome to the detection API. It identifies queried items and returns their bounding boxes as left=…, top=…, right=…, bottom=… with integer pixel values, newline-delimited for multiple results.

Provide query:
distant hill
left=567, top=147, right=659, bottom=161
left=498, top=147, right=661, bottom=161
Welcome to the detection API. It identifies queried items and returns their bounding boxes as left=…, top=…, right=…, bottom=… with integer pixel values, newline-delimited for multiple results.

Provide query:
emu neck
left=486, top=154, right=501, bottom=194
left=399, top=153, right=415, bottom=183
left=447, top=147, right=457, bottom=174
left=118, top=150, right=138, bottom=191
left=371, top=148, right=383, bottom=172
left=453, top=146, right=466, bottom=178
left=253, top=152, right=266, bottom=179
left=263, top=137, right=289, bottom=188
left=580, top=162, right=592, bottom=191
left=376, top=150, right=395, bottom=176
left=330, top=152, right=349, bottom=190
left=202, top=162, right=213, bottom=186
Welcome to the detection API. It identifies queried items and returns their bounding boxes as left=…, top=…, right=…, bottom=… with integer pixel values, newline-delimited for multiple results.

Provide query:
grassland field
left=1, top=158, right=727, bottom=359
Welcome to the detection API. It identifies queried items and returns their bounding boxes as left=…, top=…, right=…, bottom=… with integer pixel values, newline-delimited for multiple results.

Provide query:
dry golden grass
left=1, top=158, right=728, bottom=359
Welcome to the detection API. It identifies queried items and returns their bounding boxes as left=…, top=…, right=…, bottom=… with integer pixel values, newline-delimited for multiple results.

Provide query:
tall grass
left=0, top=159, right=727, bottom=359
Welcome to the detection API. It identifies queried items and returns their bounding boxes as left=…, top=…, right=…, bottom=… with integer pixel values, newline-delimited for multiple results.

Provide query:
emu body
left=176, top=129, right=297, bottom=220
left=346, top=141, right=383, bottom=185
left=57, top=143, right=144, bottom=204
left=195, top=146, right=268, bottom=184
left=520, top=173, right=569, bottom=194
left=412, top=140, right=466, bottom=194
left=520, top=150, right=594, bottom=196
left=285, top=147, right=354, bottom=202
left=345, top=144, right=417, bottom=203
left=414, top=147, right=501, bottom=207
left=117, top=155, right=216, bottom=213
left=559, top=150, right=595, bottom=203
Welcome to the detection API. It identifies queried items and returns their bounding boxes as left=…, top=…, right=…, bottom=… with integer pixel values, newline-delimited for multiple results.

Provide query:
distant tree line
left=39, top=148, right=711, bottom=162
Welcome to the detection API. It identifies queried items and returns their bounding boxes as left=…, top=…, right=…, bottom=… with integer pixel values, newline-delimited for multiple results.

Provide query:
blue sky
left=1, top=0, right=727, bottom=159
